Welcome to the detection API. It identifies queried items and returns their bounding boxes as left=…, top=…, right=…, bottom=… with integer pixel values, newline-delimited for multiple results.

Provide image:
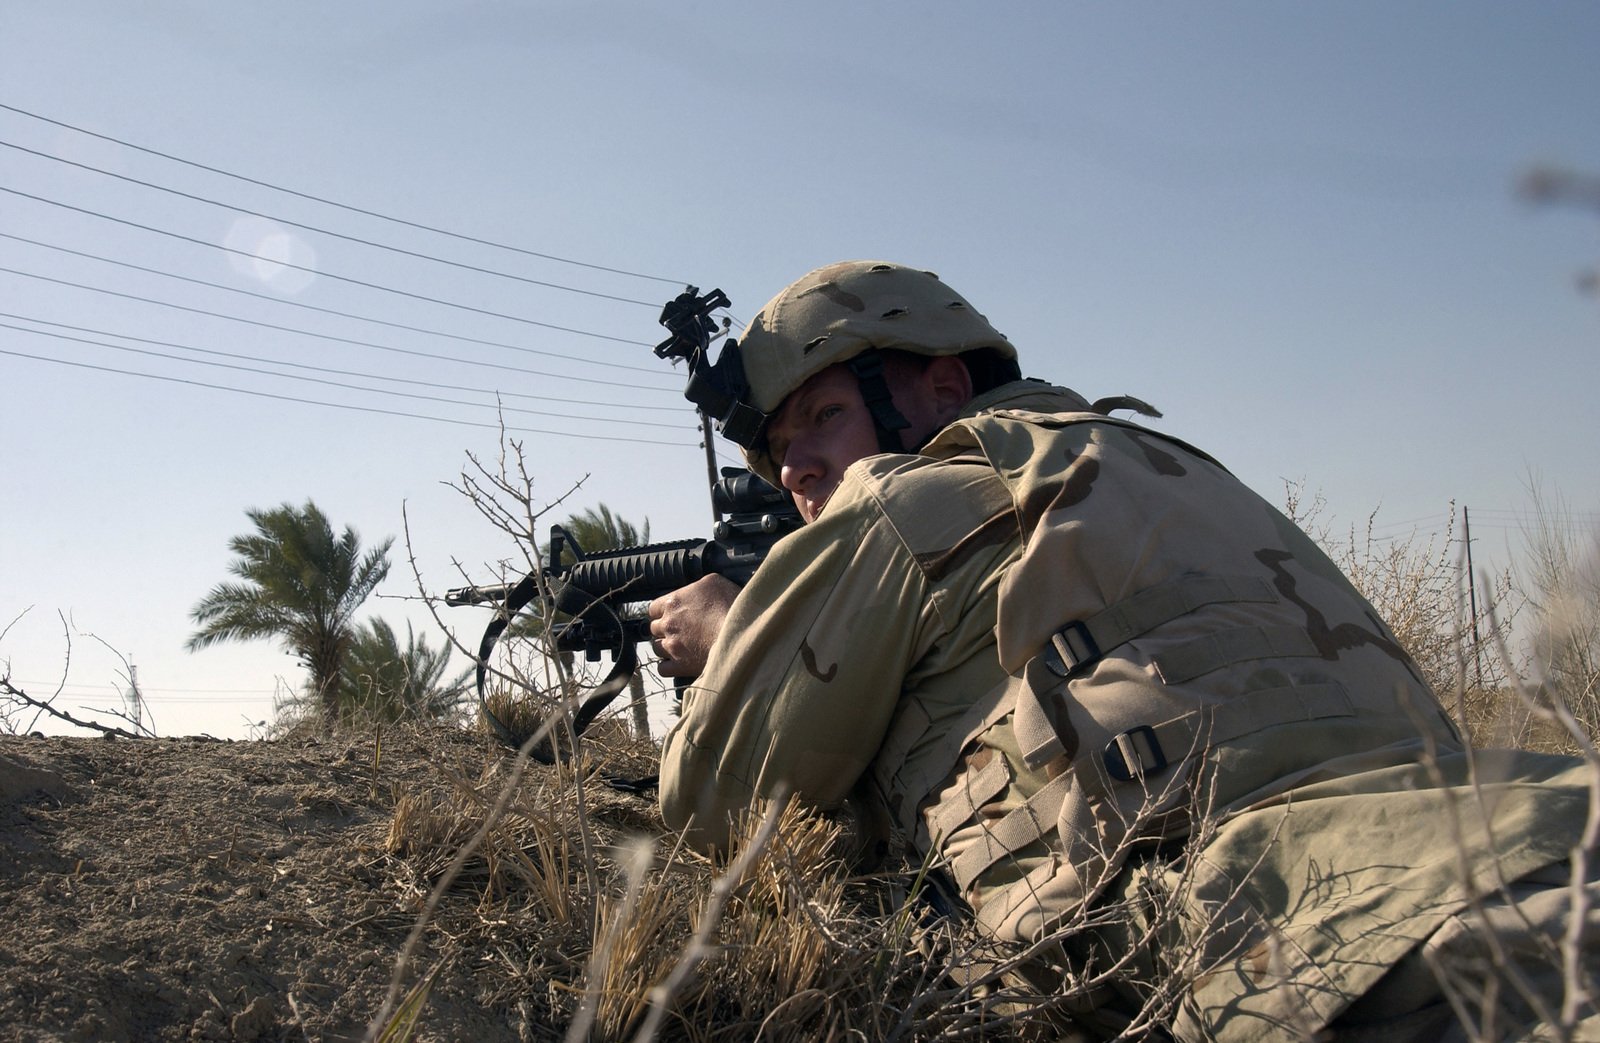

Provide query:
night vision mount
left=654, top=286, right=768, bottom=449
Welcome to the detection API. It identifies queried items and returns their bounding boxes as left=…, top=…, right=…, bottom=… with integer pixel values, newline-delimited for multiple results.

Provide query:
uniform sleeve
left=658, top=475, right=936, bottom=853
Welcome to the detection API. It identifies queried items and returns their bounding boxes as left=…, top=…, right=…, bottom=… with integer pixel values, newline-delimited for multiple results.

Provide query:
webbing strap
left=1013, top=662, right=1069, bottom=769
left=1098, top=681, right=1354, bottom=787
left=1150, top=624, right=1321, bottom=686
left=951, top=682, right=1355, bottom=893
left=950, top=773, right=1073, bottom=892
left=1041, top=574, right=1279, bottom=677
left=925, top=753, right=1012, bottom=846
left=1014, top=574, right=1283, bottom=767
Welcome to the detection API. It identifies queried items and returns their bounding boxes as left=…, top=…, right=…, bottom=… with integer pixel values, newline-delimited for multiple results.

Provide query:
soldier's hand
left=647, top=574, right=739, bottom=678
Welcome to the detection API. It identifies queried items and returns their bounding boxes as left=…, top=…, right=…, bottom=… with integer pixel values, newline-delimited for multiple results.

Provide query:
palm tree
left=187, top=500, right=393, bottom=723
left=340, top=618, right=471, bottom=724
left=555, top=505, right=650, bottom=554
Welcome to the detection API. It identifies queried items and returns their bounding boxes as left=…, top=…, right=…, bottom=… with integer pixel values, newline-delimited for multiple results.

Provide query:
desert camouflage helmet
left=735, top=261, right=1013, bottom=482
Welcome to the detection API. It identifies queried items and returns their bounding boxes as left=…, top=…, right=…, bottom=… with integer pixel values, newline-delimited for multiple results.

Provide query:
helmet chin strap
left=847, top=350, right=914, bottom=453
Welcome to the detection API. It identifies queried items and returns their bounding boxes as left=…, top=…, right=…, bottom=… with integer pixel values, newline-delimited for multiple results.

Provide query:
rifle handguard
left=555, top=538, right=707, bottom=611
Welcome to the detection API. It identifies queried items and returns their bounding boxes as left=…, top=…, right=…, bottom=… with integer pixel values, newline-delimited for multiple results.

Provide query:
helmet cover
left=736, top=260, right=1012, bottom=483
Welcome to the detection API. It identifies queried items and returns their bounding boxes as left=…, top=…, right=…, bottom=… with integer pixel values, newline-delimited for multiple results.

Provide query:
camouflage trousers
left=1329, top=860, right=1600, bottom=1043
left=991, top=850, right=1600, bottom=1042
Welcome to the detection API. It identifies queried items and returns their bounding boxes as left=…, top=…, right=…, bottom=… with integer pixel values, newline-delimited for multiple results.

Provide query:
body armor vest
left=884, top=407, right=1462, bottom=943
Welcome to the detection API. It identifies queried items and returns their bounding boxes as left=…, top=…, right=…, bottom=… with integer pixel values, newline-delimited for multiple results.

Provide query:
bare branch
left=0, top=677, right=144, bottom=739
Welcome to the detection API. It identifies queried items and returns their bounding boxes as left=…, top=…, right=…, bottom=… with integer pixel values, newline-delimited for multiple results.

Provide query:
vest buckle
left=1046, top=621, right=1102, bottom=677
left=1103, top=725, right=1168, bottom=783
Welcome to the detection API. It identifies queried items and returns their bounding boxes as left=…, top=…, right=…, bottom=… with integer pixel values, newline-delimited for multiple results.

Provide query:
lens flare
left=223, top=216, right=317, bottom=293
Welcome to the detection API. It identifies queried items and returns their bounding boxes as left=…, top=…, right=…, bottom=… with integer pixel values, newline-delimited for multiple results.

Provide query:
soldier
left=648, top=260, right=1596, bottom=1040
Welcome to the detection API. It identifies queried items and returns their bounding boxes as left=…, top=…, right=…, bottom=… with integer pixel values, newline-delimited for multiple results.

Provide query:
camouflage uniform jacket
left=659, top=380, right=1589, bottom=1039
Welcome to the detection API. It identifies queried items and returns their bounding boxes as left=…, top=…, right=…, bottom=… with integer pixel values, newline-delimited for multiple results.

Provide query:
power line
left=0, top=348, right=697, bottom=447
left=0, top=137, right=664, bottom=307
left=1, top=320, right=691, bottom=430
left=1451, top=508, right=1600, bottom=533
left=1365, top=511, right=1454, bottom=530
left=0, top=311, right=684, bottom=412
left=3, top=231, right=666, bottom=370
left=1461, top=508, right=1600, bottom=522
left=0, top=102, right=686, bottom=286
left=1, top=184, right=661, bottom=342
left=0, top=256, right=677, bottom=389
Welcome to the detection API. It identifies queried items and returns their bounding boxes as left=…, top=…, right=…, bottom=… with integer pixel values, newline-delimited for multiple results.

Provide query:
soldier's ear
left=925, top=355, right=974, bottom=422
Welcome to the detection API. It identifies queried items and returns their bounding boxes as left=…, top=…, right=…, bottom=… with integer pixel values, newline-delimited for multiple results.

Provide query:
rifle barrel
left=443, top=582, right=513, bottom=607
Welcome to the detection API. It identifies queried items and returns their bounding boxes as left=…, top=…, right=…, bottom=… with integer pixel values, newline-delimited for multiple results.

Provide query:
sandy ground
left=0, top=723, right=662, bottom=1042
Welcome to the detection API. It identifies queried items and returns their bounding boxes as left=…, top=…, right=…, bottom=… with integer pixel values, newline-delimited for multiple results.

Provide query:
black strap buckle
left=1103, top=725, right=1168, bottom=783
left=1045, top=620, right=1102, bottom=678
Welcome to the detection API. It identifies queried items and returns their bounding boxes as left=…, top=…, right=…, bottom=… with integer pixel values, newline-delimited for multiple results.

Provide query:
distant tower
left=126, top=662, right=144, bottom=733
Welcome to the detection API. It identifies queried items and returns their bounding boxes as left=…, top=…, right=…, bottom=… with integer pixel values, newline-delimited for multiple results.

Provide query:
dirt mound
left=0, top=724, right=661, bottom=1042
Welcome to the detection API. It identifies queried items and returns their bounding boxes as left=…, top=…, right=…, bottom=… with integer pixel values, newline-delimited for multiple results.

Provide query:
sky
left=1, top=1, right=1596, bottom=739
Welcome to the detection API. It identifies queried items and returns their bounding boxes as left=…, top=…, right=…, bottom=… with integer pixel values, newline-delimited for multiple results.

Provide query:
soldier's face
left=768, top=358, right=964, bottom=523
left=767, top=365, right=881, bottom=524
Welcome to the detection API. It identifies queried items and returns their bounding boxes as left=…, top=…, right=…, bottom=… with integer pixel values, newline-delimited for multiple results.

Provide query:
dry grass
left=1284, top=487, right=1520, bottom=692
left=369, top=683, right=1330, bottom=1041
left=1279, top=486, right=1599, bottom=753
left=1520, top=490, right=1600, bottom=752
left=367, top=711, right=1136, bottom=1041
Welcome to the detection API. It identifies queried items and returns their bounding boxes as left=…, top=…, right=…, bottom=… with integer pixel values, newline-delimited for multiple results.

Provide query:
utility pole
left=700, top=412, right=721, bottom=522
left=126, top=661, right=144, bottom=733
left=1464, top=506, right=1485, bottom=689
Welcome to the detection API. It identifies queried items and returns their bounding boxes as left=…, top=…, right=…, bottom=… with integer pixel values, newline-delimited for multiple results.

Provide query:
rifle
left=446, top=467, right=800, bottom=761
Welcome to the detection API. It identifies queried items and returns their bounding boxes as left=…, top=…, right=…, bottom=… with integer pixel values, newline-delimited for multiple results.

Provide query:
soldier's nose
left=780, top=446, right=824, bottom=496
